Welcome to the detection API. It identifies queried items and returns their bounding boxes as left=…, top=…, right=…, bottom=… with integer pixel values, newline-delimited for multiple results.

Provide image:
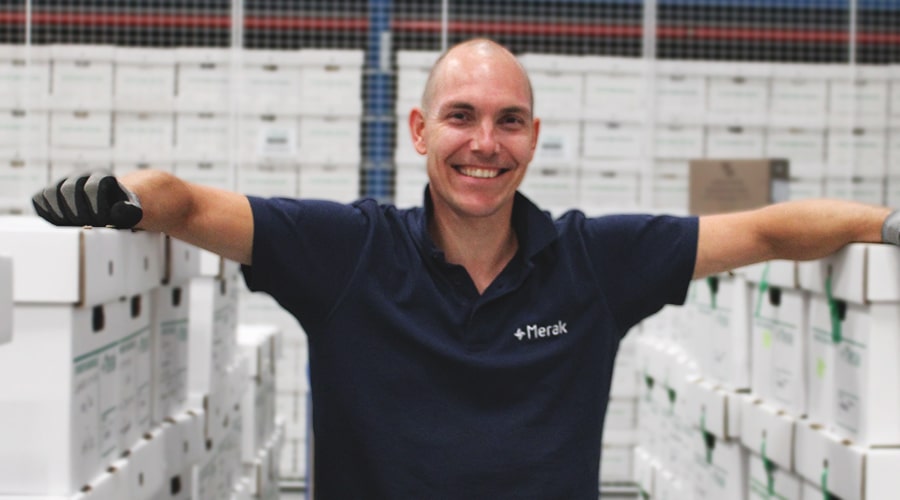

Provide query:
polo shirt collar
left=416, top=186, right=558, bottom=263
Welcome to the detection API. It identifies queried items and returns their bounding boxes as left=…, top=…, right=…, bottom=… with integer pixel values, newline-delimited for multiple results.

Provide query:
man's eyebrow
left=439, top=102, right=531, bottom=117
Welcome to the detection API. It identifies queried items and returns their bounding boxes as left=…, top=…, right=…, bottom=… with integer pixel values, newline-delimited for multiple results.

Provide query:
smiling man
left=33, top=38, right=896, bottom=499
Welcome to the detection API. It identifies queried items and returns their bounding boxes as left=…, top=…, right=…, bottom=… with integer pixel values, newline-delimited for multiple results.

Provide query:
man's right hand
left=32, top=171, right=143, bottom=228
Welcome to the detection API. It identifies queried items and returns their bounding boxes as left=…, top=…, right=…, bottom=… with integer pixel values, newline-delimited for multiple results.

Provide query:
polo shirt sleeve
left=241, top=195, right=370, bottom=328
left=584, top=214, right=698, bottom=334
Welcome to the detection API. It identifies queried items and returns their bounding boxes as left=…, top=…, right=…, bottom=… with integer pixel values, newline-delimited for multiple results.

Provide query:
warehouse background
left=1, top=1, right=900, bottom=499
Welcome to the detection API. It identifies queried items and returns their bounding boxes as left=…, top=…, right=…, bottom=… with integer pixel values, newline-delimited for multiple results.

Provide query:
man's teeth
left=459, top=166, right=501, bottom=179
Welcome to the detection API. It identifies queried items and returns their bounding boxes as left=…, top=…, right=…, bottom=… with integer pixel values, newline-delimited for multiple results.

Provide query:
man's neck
left=428, top=205, right=519, bottom=295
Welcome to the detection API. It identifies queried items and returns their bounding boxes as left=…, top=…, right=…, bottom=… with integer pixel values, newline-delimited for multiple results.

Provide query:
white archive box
left=151, top=283, right=192, bottom=424
left=768, top=63, right=833, bottom=128
left=240, top=49, right=305, bottom=115
left=0, top=156, right=48, bottom=214
left=50, top=110, right=113, bottom=150
left=188, top=274, right=240, bottom=446
left=807, top=243, right=900, bottom=446
left=518, top=53, right=585, bottom=121
left=298, top=163, right=360, bottom=203
left=692, top=430, right=748, bottom=500
left=48, top=149, right=113, bottom=184
left=116, top=292, right=154, bottom=453
left=797, top=252, right=842, bottom=428
left=240, top=367, right=277, bottom=463
left=798, top=423, right=900, bottom=500
left=788, top=177, right=825, bottom=201
left=518, top=164, right=577, bottom=210
left=298, top=115, right=361, bottom=164
left=531, top=119, right=581, bottom=167
left=0, top=44, right=51, bottom=109
left=688, top=273, right=752, bottom=389
left=738, top=260, right=806, bottom=413
left=174, top=112, right=232, bottom=162
left=113, top=47, right=176, bottom=113
left=577, top=164, right=641, bottom=213
left=600, top=445, right=634, bottom=483
left=238, top=114, right=300, bottom=163
left=0, top=108, right=49, bottom=156
left=746, top=445, right=803, bottom=500
left=890, top=126, right=900, bottom=176
left=121, top=229, right=165, bottom=297
left=50, top=45, right=114, bottom=111
left=828, top=66, right=891, bottom=127
left=0, top=297, right=128, bottom=495
left=298, top=49, right=364, bottom=117
left=125, top=427, right=168, bottom=500
left=174, top=48, right=232, bottom=113
left=237, top=163, right=299, bottom=198
left=173, top=160, right=235, bottom=191
left=739, top=395, right=797, bottom=473
left=113, top=111, right=175, bottom=162
left=705, top=125, right=766, bottom=159
left=704, top=62, right=772, bottom=125
left=655, top=60, right=709, bottom=122
left=393, top=162, right=428, bottom=209
left=0, top=215, right=125, bottom=304
left=826, top=126, right=888, bottom=177
left=0, top=255, right=10, bottom=345
left=764, top=126, right=827, bottom=174
left=824, top=176, right=884, bottom=206
left=684, top=376, right=741, bottom=442
left=113, top=47, right=176, bottom=112
left=892, top=65, right=900, bottom=119
left=582, top=120, right=645, bottom=160
left=395, top=50, right=440, bottom=109
left=654, top=122, right=705, bottom=160
left=581, top=56, right=649, bottom=121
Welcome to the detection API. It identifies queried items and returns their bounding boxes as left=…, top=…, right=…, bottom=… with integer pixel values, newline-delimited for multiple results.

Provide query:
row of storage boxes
left=634, top=331, right=900, bottom=500
left=395, top=160, right=900, bottom=213
left=666, top=244, right=900, bottom=449
left=397, top=51, right=900, bottom=127
left=0, top=110, right=361, bottom=164
left=0, top=45, right=363, bottom=115
left=394, top=115, right=900, bottom=173
left=0, top=218, right=282, bottom=497
left=0, top=161, right=361, bottom=214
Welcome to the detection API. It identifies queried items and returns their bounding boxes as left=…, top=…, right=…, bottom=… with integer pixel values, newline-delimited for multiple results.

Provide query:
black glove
left=32, top=171, right=143, bottom=228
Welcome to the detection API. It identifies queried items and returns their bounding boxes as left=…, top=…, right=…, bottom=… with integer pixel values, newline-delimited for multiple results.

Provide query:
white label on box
left=706, top=126, right=765, bottom=159
left=51, top=111, right=112, bottom=149
left=766, top=128, right=826, bottom=164
left=583, top=121, right=644, bottom=159
left=770, top=78, right=828, bottom=116
left=655, top=124, right=704, bottom=159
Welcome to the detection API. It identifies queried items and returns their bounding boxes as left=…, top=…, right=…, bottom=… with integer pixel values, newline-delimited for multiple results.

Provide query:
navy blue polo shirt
left=242, top=190, right=697, bottom=499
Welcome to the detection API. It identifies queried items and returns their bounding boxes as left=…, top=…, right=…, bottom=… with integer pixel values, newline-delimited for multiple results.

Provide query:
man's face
left=409, top=45, right=540, bottom=220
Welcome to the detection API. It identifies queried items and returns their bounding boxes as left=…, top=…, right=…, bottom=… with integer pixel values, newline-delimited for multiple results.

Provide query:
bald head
left=420, top=38, right=534, bottom=116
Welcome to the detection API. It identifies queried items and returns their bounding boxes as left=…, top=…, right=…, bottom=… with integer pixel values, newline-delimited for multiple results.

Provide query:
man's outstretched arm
left=694, top=199, right=893, bottom=279
left=34, top=169, right=254, bottom=266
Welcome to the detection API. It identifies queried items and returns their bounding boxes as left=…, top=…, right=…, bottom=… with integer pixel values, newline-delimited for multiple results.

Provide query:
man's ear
left=409, top=107, right=427, bottom=155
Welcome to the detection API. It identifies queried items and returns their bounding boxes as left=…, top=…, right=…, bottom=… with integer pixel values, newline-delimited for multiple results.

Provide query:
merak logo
left=514, top=320, right=568, bottom=341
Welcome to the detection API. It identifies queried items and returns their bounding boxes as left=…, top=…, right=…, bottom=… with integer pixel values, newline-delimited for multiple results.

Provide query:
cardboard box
left=0, top=44, right=51, bottom=110
left=240, top=49, right=305, bottom=115
left=0, top=157, right=49, bottom=214
left=582, top=120, right=645, bottom=160
left=747, top=447, right=802, bottom=500
left=0, top=299, right=127, bottom=495
left=0, top=255, right=10, bottom=345
left=174, top=48, right=231, bottom=113
left=740, top=396, right=796, bottom=471
left=297, top=116, right=361, bottom=164
left=689, top=158, right=789, bottom=215
left=113, top=47, right=176, bottom=112
left=297, top=49, right=364, bottom=117
left=151, top=283, right=191, bottom=424
left=0, top=216, right=125, bottom=305
left=517, top=53, right=585, bottom=121
left=50, top=45, right=114, bottom=111
left=298, top=163, right=360, bottom=203
left=532, top=120, right=581, bottom=167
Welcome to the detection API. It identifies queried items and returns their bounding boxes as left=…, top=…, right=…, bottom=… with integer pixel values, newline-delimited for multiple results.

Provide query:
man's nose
left=470, top=120, right=499, bottom=154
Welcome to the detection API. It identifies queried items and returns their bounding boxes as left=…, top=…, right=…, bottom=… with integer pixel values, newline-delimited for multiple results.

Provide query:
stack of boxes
left=391, top=51, right=900, bottom=215
left=632, top=243, right=900, bottom=499
left=0, top=44, right=364, bottom=215
left=0, top=217, right=284, bottom=499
